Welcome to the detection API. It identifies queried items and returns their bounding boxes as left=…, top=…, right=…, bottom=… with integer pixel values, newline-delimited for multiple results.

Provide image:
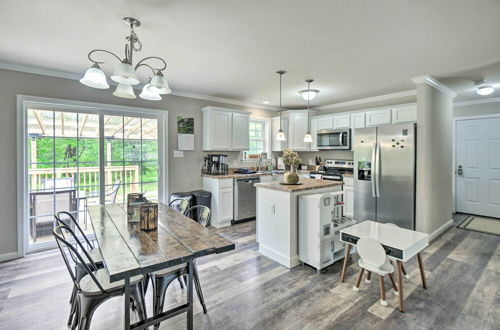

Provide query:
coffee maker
left=204, top=154, right=229, bottom=175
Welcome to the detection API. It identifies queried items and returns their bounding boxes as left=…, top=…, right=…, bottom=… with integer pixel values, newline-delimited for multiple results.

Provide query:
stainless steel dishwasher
left=233, top=176, right=260, bottom=224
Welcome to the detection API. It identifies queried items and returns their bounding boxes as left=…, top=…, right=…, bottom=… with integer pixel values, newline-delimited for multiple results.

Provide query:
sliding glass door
left=23, top=100, right=164, bottom=252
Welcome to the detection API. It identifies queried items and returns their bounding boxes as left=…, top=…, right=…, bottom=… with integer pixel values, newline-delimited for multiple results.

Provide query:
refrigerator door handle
left=371, top=142, right=377, bottom=198
left=375, top=142, right=381, bottom=197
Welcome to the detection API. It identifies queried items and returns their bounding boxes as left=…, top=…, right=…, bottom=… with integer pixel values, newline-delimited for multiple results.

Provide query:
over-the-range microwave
left=316, top=128, right=351, bottom=150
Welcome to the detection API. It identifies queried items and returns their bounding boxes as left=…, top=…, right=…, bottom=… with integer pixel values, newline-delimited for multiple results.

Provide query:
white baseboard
left=0, top=251, right=21, bottom=263
left=259, top=243, right=299, bottom=269
left=429, top=219, right=454, bottom=241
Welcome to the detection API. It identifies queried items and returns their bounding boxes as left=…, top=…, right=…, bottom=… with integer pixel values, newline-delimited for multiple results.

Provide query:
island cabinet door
left=219, top=186, right=234, bottom=221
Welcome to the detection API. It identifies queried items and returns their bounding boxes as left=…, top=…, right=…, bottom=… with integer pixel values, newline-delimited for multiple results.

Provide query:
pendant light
left=276, top=70, right=287, bottom=141
left=303, top=79, right=314, bottom=143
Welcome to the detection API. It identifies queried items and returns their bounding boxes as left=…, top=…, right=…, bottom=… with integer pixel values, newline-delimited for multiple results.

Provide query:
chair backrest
left=106, top=180, right=121, bottom=204
left=42, top=177, right=74, bottom=190
left=169, top=198, right=189, bottom=214
left=357, top=237, right=387, bottom=269
left=53, top=225, right=105, bottom=293
left=56, top=211, right=94, bottom=250
left=30, top=190, right=77, bottom=221
left=185, top=205, right=211, bottom=227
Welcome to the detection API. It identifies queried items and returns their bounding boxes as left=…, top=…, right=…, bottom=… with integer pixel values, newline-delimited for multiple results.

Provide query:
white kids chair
left=353, top=237, right=399, bottom=306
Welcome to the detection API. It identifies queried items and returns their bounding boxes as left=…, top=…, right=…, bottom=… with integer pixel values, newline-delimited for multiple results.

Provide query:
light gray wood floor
left=0, top=214, right=499, bottom=329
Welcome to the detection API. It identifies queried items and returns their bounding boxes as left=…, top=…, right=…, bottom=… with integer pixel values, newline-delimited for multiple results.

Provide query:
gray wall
left=0, top=68, right=274, bottom=257
left=454, top=100, right=500, bottom=117
left=415, top=83, right=454, bottom=234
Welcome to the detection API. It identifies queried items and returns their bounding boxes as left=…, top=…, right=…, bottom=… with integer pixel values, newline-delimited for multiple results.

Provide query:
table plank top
left=340, top=220, right=429, bottom=251
left=89, top=203, right=235, bottom=282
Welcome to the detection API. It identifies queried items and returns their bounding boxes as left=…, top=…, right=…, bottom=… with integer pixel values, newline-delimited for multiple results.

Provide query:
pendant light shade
left=299, top=89, right=319, bottom=101
left=140, top=83, right=162, bottom=100
left=113, top=83, right=136, bottom=99
left=275, top=70, right=287, bottom=142
left=80, top=63, right=109, bottom=89
left=303, top=132, right=313, bottom=143
left=111, top=61, right=140, bottom=85
left=276, top=129, right=286, bottom=141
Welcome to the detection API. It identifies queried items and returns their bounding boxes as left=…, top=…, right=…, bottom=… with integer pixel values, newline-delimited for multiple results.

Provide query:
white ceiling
left=1, top=0, right=500, bottom=108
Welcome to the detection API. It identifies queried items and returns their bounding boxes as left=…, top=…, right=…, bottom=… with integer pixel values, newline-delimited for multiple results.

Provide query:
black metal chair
left=56, top=211, right=105, bottom=327
left=168, top=198, right=189, bottom=214
left=53, top=225, right=146, bottom=330
left=184, top=205, right=211, bottom=227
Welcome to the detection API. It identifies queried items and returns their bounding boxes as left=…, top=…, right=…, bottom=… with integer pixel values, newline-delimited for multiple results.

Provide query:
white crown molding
left=454, top=96, right=500, bottom=107
left=0, top=61, right=280, bottom=111
left=412, top=75, right=457, bottom=99
left=311, top=90, right=417, bottom=111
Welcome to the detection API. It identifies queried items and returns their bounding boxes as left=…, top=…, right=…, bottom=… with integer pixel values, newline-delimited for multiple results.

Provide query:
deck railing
left=29, top=165, right=140, bottom=195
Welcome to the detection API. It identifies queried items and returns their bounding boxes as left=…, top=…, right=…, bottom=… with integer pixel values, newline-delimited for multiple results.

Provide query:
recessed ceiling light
left=262, top=100, right=270, bottom=104
left=476, top=85, right=495, bottom=96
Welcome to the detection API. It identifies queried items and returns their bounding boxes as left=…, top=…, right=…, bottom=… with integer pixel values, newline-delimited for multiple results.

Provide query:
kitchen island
left=255, top=178, right=343, bottom=268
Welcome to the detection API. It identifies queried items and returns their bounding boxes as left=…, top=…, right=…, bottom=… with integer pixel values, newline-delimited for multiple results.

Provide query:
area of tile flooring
left=0, top=214, right=498, bottom=329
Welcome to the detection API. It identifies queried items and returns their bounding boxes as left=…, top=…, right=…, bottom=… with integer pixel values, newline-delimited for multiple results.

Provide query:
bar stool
left=353, top=237, right=399, bottom=306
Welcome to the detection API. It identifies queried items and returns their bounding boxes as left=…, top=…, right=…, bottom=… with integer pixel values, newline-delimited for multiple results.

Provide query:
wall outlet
left=269, top=204, right=276, bottom=214
left=174, top=150, right=184, bottom=158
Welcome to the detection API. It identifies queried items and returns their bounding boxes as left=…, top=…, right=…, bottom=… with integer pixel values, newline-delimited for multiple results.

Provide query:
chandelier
left=79, top=17, right=171, bottom=101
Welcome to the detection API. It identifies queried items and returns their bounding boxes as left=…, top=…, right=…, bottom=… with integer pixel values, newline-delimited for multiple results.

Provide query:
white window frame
left=16, top=95, right=168, bottom=255
left=243, top=118, right=271, bottom=161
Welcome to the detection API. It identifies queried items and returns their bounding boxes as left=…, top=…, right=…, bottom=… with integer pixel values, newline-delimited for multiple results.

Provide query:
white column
left=412, top=75, right=457, bottom=235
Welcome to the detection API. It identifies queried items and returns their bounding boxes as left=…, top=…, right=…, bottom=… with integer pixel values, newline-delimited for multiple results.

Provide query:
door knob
left=457, top=165, right=463, bottom=176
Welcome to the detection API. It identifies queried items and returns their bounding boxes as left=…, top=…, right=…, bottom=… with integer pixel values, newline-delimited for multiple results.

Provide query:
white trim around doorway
left=16, top=95, right=169, bottom=259
left=452, top=113, right=500, bottom=214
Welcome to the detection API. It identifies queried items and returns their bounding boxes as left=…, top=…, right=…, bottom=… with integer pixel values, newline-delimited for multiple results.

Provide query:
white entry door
left=456, top=117, right=500, bottom=218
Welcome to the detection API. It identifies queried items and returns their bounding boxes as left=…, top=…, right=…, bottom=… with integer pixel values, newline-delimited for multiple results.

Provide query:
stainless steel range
left=309, top=159, right=354, bottom=181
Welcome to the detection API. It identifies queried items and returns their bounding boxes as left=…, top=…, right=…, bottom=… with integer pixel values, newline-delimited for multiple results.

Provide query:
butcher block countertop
left=255, top=178, right=342, bottom=193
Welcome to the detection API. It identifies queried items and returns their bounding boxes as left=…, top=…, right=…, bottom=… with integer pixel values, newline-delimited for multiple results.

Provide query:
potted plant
left=282, top=149, right=302, bottom=184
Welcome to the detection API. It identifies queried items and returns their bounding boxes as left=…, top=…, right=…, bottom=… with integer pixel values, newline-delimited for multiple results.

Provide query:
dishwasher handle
left=236, top=177, right=260, bottom=183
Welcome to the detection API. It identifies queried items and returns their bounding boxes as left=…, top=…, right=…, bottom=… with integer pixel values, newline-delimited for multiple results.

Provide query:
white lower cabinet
left=343, top=176, right=354, bottom=218
left=203, top=177, right=233, bottom=228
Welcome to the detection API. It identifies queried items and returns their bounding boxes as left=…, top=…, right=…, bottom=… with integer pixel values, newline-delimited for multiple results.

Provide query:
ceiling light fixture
left=262, top=100, right=270, bottom=104
left=80, top=17, right=171, bottom=101
left=299, top=83, right=320, bottom=101
left=276, top=70, right=287, bottom=142
left=303, top=79, right=314, bottom=143
left=474, top=80, right=495, bottom=96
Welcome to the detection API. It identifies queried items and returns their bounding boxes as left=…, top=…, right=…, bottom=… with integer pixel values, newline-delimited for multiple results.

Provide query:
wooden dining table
left=88, top=203, right=235, bottom=330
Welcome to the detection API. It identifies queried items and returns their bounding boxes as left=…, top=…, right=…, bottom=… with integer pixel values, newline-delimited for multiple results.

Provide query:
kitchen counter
left=255, top=178, right=342, bottom=193
left=343, top=173, right=353, bottom=177
left=201, top=170, right=309, bottom=179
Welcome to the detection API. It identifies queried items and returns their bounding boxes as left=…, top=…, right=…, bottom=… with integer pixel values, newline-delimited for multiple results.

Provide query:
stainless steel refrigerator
left=353, top=123, right=416, bottom=229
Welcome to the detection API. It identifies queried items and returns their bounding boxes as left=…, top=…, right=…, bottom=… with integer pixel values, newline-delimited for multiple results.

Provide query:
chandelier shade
left=113, top=83, right=136, bottom=99
left=276, top=129, right=286, bottom=141
left=80, top=17, right=171, bottom=101
left=149, top=72, right=172, bottom=94
left=80, top=64, right=109, bottom=89
left=140, top=84, right=162, bottom=100
left=111, top=61, right=140, bottom=85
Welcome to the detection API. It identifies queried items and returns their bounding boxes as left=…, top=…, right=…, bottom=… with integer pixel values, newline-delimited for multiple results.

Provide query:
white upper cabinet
left=271, top=117, right=288, bottom=152
left=333, top=113, right=351, bottom=129
left=232, top=113, right=250, bottom=149
left=202, top=107, right=250, bottom=151
left=351, top=112, right=366, bottom=129
left=365, top=108, right=392, bottom=127
left=289, top=111, right=310, bottom=151
left=317, top=115, right=333, bottom=129
left=392, top=104, right=417, bottom=124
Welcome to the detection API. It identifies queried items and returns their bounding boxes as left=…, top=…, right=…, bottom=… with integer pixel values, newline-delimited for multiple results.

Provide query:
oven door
left=317, top=129, right=351, bottom=150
